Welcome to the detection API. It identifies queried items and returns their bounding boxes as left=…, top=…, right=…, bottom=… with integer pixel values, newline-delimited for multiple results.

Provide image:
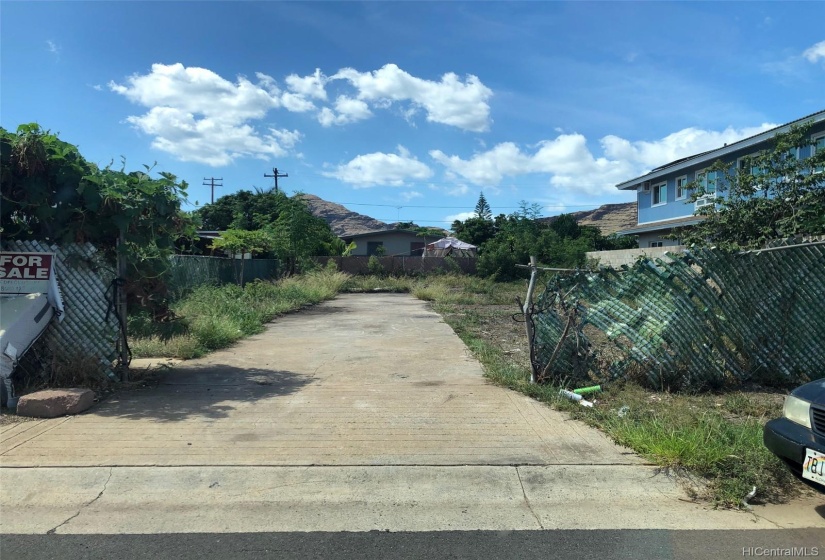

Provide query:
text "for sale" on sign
left=0, top=253, right=56, bottom=294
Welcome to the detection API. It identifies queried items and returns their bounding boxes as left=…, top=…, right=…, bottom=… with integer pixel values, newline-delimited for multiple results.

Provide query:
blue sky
left=2, top=1, right=824, bottom=228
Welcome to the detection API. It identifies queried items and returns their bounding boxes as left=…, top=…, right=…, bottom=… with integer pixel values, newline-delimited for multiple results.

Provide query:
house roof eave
left=615, top=110, right=825, bottom=191
left=615, top=217, right=704, bottom=236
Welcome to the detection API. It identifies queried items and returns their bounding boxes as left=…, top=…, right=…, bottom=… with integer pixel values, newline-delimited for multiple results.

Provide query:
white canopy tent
left=423, top=237, right=477, bottom=258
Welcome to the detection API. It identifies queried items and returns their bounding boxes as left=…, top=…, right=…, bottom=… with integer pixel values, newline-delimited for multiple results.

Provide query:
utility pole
left=264, top=167, right=288, bottom=194
left=203, top=177, right=223, bottom=204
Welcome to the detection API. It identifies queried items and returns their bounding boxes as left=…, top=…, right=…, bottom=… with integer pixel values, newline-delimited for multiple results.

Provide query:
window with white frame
left=649, top=241, right=663, bottom=248
left=695, top=169, right=717, bottom=194
left=652, top=182, right=667, bottom=206
left=675, top=175, right=688, bottom=200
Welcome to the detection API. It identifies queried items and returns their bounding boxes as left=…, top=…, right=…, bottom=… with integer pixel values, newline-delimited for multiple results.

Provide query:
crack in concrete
left=46, top=467, right=113, bottom=535
left=515, top=466, right=544, bottom=530
left=748, top=510, right=785, bottom=529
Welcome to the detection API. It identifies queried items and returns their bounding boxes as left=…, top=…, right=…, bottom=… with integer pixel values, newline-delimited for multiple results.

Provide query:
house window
left=652, top=182, right=667, bottom=206
left=695, top=169, right=717, bottom=194
left=366, top=241, right=384, bottom=256
left=814, top=133, right=825, bottom=173
left=410, top=242, right=425, bottom=256
left=737, top=154, right=763, bottom=177
left=675, top=176, right=688, bottom=200
left=649, top=241, right=664, bottom=248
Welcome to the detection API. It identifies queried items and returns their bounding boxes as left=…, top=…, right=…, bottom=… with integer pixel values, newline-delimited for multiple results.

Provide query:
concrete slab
left=2, top=466, right=821, bottom=534
left=0, top=294, right=637, bottom=468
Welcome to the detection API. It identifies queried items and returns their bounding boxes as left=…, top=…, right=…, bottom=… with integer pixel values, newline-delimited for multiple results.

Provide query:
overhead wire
left=184, top=200, right=621, bottom=210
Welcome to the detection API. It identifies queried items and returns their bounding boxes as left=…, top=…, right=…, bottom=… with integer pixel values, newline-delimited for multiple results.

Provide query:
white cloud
left=285, top=68, right=328, bottom=100
left=46, top=40, right=59, bottom=54
left=802, top=40, right=825, bottom=64
left=431, top=124, right=777, bottom=196
left=447, top=185, right=470, bottom=196
left=430, top=142, right=534, bottom=187
left=124, top=107, right=301, bottom=166
left=445, top=211, right=476, bottom=223
left=280, top=92, right=316, bottom=112
left=330, top=63, right=492, bottom=131
left=323, top=145, right=433, bottom=187
left=600, top=124, right=775, bottom=168
left=109, top=63, right=305, bottom=165
left=399, top=190, right=423, bottom=202
left=91, top=84, right=103, bottom=91
left=317, top=95, right=372, bottom=127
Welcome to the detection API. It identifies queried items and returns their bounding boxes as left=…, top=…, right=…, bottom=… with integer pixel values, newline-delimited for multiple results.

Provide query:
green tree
left=474, top=202, right=634, bottom=279
left=395, top=221, right=446, bottom=240
left=679, top=121, right=825, bottom=249
left=327, top=238, right=357, bottom=256
left=549, top=213, right=581, bottom=239
left=451, top=216, right=497, bottom=247
left=268, top=192, right=338, bottom=275
left=1, top=124, right=196, bottom=314
left=199, top=189, right=341, bottom=273
left=209, top=229, right=275, bottom=286
left=474, top=191, right=492, bottom=220
left=196, top=188, right=281, bottom=231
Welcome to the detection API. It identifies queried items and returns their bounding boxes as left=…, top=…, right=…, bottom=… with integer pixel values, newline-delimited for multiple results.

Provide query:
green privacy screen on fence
left=531, top=241, right=825, bottom=391
left=167, top=256, right=278, bottom=299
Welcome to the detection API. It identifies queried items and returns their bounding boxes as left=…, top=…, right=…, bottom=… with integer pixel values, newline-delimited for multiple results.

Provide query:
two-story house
left=615, top=110, right=825, bottom=248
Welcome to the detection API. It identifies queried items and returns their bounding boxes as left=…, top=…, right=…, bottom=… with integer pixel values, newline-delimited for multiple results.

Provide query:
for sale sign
left=0, top=252, right=55, bottom=294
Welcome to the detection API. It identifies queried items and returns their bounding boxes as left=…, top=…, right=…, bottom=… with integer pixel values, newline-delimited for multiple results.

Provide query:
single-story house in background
left=342, top=229, right=442, bottom=257
left=614, top=110, right=825, bottom=248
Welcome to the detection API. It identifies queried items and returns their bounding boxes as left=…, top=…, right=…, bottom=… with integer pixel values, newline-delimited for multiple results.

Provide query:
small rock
left=16, top=388, right=95, bottom=418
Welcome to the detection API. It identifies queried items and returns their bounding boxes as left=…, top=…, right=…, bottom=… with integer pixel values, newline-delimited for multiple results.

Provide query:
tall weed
left=130, top=270, right=348, bottom=358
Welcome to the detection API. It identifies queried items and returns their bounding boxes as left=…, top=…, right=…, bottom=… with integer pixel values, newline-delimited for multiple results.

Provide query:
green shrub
left=367, top=255, right=385, bottom=276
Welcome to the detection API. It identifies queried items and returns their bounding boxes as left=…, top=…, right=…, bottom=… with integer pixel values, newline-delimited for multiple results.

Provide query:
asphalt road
left=3, top=529, right=823, bottom=560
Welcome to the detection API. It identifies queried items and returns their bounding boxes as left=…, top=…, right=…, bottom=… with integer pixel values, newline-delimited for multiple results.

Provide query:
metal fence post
left=117, top=232, right=129, bottom=382
left=524, top=256, right=538, bottom=384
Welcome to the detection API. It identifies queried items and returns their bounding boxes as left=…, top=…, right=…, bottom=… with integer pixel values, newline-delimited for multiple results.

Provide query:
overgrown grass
left=342, top=275, right=416, bottom=293
left=342, top=273, right=524, bottom=305
left=574, top=383, right=798, bottom=507
left=415, top=276, right=804, bottom=509
left=129, top=269, right=348, bottom=359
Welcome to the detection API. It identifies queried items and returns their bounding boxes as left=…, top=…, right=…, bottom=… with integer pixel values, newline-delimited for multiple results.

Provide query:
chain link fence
left=166, top=256, right=278, bottom=299
left=529, top=241, right=825, bottom=391
left=2, top=240, right=120, bottom=385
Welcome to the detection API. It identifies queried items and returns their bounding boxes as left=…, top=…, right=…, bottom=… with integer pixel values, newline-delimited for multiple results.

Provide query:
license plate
left=802, top=449, right=825, bottom=487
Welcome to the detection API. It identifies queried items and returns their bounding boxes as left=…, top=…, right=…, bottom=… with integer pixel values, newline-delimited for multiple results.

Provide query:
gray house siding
left=344, top=231, right=440, bottom=257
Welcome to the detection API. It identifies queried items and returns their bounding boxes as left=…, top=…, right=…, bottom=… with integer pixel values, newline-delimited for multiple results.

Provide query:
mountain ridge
left=301, top=194, right=637, bottom=238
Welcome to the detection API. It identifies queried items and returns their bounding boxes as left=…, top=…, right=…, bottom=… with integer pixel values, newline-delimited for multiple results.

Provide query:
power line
left=313, top=201, right=623, bottom=209
left=202, top=177, right=223, bottom=204
left=184, top=201, right=617, bottom=210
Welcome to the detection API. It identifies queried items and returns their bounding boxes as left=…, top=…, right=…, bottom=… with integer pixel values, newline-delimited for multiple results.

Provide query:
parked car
left=763, top=379, right=825, bottom=492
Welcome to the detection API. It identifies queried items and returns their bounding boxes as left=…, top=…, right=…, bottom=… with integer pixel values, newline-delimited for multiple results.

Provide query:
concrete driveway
left=3, top=294, right=822, bottom=534
left=1, top=294, right=636, bottom=467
